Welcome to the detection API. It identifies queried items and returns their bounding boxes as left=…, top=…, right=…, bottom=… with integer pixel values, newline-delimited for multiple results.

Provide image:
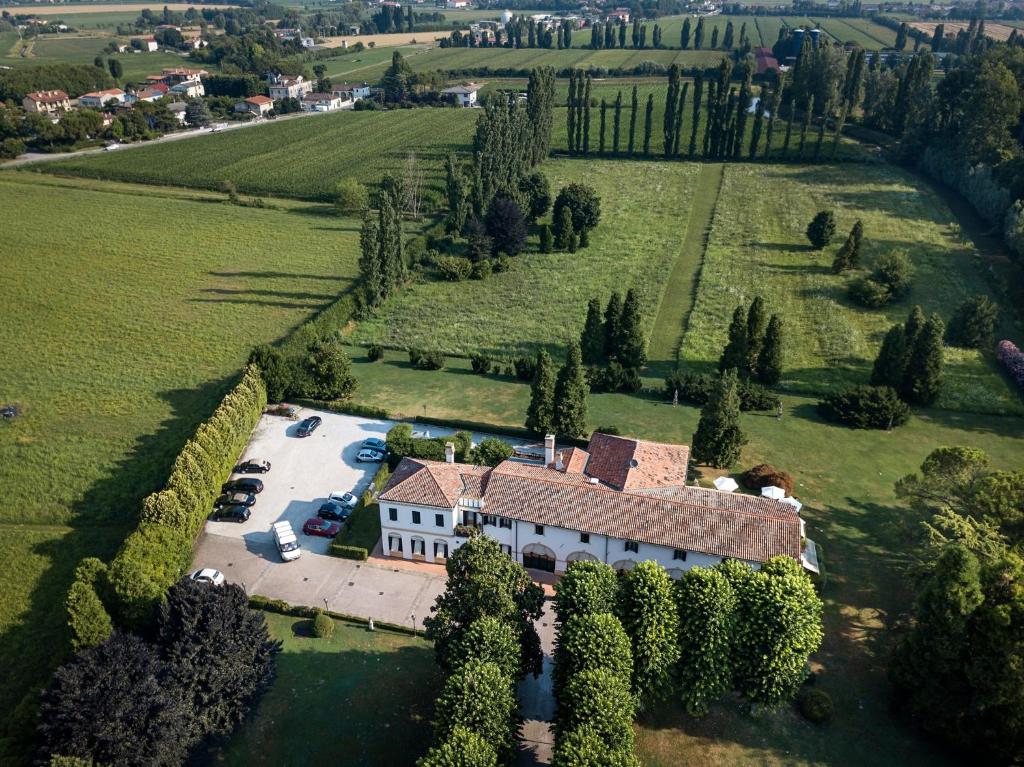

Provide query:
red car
left=303, top=518, right=341, bottom=538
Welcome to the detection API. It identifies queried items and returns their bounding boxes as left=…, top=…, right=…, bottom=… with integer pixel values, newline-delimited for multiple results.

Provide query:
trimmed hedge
left=817, top=385, right=909, bottom=430
left=106, top=365, right=267, bottom=626
left=330, top=544, right=369, bottom=560
left=292, top=397, right=389, bottom=419
left=312, top=611, right=334, bottom=639
left=65, top=558, right=113, bottom=652
left=248, top=594, right=422, bottom=636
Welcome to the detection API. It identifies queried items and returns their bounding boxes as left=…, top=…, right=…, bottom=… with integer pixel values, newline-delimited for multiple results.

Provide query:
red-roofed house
left=378, top=432, right=817, bottom=575
left=22, top=90, right=71, bottom=115
left=754, top=47, right=780, bottom=75
left=234, top=95, right=274, bottom=116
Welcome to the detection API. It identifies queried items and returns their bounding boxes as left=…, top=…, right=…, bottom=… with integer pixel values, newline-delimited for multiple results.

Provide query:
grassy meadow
left=45, top=108, right=477, bottom=200
left=209, top=612, right=439, bottom=766
left=351, top=158, right=702, bottom=357
left=679, top=163, right=1024, bottom=414
left=0, top=172, right=362, bottom=757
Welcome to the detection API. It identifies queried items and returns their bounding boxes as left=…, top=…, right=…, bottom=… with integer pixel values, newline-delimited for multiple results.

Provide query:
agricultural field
left=350, top=158, right=702, bottom=357
left=209, top=613, right=440, bottom=766
left=0, top=172, right=362, bottom=759
left=1, top=35, right=192, bottom=82
left=44, top=107, right=477, bottom=200
left=680, top=163, right=1024, bottom=415
left=818, top=16, right=899, bottom=48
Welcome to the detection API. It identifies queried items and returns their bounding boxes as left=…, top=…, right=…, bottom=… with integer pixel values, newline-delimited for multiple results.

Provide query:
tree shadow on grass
left=0, top=377, right=236, bottom=763
left=209, top=271, right=348, bottom=282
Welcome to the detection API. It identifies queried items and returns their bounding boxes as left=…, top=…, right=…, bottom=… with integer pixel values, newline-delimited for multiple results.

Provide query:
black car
left=212, top=505, right=251, bottom=523
left=317, top=501, right=351, bottom=522
left=222, top=478, right=264, bottom=494
left=296, top=416, right=322, bottom=437
left=235, top=459, right=271, bottom=474
left=215, top=492, right=256, bottom=508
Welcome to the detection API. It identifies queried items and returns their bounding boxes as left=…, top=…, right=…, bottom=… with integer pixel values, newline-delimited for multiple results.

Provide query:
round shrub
left=946, top=295, right=998, bottom=349
left=492, top=255, right=511, bottom=273
left=806, top=210, right=835, bottom=249
left=367, top=344, right=384, bottom=362
left=335, top=177, right=369, bottom=215
left=817, top=385, right=910, bottom=429
left=741, top=464, right=795, bottom=495
left=796, top=687, right=834, bottom=723
left=435, top=256, right=472, bottom=282
left=848, top=276, right=892, bottom=308
left=470, top=259, right=493, bottom=280
left=312, top=611, right=334, bottom=639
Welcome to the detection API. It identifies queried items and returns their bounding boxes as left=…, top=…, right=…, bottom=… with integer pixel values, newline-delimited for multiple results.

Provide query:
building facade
left=378, top=433, right=816, bottom=576
left=268, top=74, right=315, bottom=101
left=22, top=90, right=71, bottom=115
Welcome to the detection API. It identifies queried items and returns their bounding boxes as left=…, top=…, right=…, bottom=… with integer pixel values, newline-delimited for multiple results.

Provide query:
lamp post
left=411, top=613, right=417, bottom=632
left=323, top=597, right=329, bottom=613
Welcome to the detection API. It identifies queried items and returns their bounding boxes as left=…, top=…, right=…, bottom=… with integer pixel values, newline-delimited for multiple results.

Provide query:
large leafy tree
left=417, top=725, right=498, bottom=767
left=617, top=561, right=680, bottom=708
left=691, top=369, right=746, bottom=468
left=556, top=668, right=636, bottom=752
left=553, top=341, right=589, bottom=439
left=552, top=725, right=640, bottom=767
left=301, top=339, right=356, bottom=401
left=484, top=196, right=527, bottom=256
left=424, top=534, right=544, bottom=677
left=675, top=566, right=737, bottom=716
left=433, top=659, right=519, bottom=760
left=37, top=633, right=192, bottom=766
left=553, top=560, right=619, bottom=624
left=157, top=579, right=281, bottom=741
left=554, top=612, right=633, bottom=702
left=449, top=616, right=522, bottom=680
left=525, top=349, right=556, bottom=435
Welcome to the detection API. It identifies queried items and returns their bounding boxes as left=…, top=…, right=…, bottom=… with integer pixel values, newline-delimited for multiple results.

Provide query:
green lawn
left=678, top=162, right=1024, bottom=415
left=0, top=173, right=362, bottom=759
left=44, top=108, right=478, bottom=201
left=332, top=346, right=1022, bottom=767
left=350, top=158, right=702, bottom=358
left=209, top=612, right=440, bottom=767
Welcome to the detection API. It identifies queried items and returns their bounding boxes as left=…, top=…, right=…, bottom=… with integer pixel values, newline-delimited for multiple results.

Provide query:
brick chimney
left=445, top=441, right=455, bottom=464
left=544, top=434, right=555, bottom=466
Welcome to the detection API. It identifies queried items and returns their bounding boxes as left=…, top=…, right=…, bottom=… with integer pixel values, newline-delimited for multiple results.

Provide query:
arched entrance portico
left=611, top=559, right=637, bottom=576
left=522, top=543, right=556, bottom=572
left=566, top=551, right=599, bottom=565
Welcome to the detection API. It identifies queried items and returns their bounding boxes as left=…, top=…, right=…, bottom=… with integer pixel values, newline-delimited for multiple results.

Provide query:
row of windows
left=386, top=507, right=687, bottom=561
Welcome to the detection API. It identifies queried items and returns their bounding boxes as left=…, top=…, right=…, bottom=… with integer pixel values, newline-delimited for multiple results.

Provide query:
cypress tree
left=664, top=64, right=680, bottom=157
left=358, top=210, right=383, bottom=308
left=632, top=18, right=640, bottom=48
left=603, top=292, right=623, bottom=360
left=582, top=74, right=592, bottom=155
left=628, top=85, right=639, bottom=155
left=723, top=20, right=734, bottom=49
left=540, top=224, right=553, bottom=253
left=590, top=22, right=601, bottom=49
left=673, top=81, right=688, bottom=156
left=605, top=22, right=614, bottom=48
left=616, top=288, right=647, bottom=369
left=870, top=324, right=907, bottom=389
left=746, top=296, right=767, bottom=373
left=567, top=230, right=578, bottom=253
left=691, top=369, right=746, bottom=468
left=831, top=220, right=863, bottom=273
left=554, top=205, right=574, bottom=250
left=378, top=189, right=405, bottom=297
left=733, top=68, right=752, bottom=159
left=689, top=74, right=703, bottom=158
left=904, top=305, right=926, bottom=350
left=757, top=315, right=783, bottom=386
left=681, top=17, right=691, bottom=48
left=749, top=86, right=766, bottom=158
left=718, top=305, right=749, bottom=374
left=813, top=97, right=830, bottom=161
left=702, top=79, right=716, bottom=157
left=599, top=99, right=607, bottom=153
left=567, top=69, right=577, bottom=153
left=553, top=342, right=589, bottom=439
left=618, top=19, right=626, bottom=48
left=763, top=72, right=786, bottom=159
left=695, top=17, right=704, bottom=49
left=574, top=73, right=584, bottom=153
left=797, top=94, right=814, bottom=159
left=613, top=90, right=622, bottom=153
left=643, top=93, right=654, bottom=155
left=525, top=349, right=556, bottom=434
left=710, top=27, right=719, bottom=49
left=782, top=96, right=796, bottom=156
left=902, top=314, right=944, bottom=405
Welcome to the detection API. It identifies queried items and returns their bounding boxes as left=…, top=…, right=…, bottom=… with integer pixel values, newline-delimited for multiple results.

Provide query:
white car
left=357, top=449, right=385, bottom=463
left=190, top=568, right=225, bottom=586
left=103, top=143, right=121, bottom=151
left=329, top=491, right=359, bottom=509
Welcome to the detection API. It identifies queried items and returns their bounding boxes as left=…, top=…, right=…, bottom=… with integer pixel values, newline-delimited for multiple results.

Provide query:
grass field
left=209, top=612, right=439, bottom=766
left=1, top=36, right=194, bottom=83
left=350, top=158, right=702, bottom=357
left=330, top=345, right=1022, bottom=767
left=44, top=108, right=477, bottom=200
left=679, top=163, right=1024, bottom=415
left=0, top=172, right=362, bottom=759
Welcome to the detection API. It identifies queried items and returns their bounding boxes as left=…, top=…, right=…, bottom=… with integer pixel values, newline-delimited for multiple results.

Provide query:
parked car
left=103, top=143, right=121, bottom=151
left=317, top=501, right=350, bottom=522
left=273, top=520, right=300, bottom=561
left=190, top=568, right=225, bottom=586
left=303, top=518, right=341, bottom=538
left=357, top=449, right=385, bottom=463
left=235, top=459, right=271, bottom=474
left=361, top=437, right=387, bottom=452
left=212, top=505, right=251, bottom=523
left=329, top=491, right=359, bottom=509
left=296, top=416, right=322, bottom=437
left=215, top=492, right=256, bottom=508
left=222, top=477, right=264, bottom=494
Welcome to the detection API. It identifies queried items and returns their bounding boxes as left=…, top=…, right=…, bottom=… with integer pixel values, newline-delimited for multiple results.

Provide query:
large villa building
left=378, top=433, right=818, bottom=576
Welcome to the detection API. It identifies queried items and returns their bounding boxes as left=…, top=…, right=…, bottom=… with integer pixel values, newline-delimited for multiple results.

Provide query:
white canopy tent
left=780, top=496, right=803, bottom=513
left=713, top=476, right=739, bottom=493
left=761, top=485, right=787, bottom=500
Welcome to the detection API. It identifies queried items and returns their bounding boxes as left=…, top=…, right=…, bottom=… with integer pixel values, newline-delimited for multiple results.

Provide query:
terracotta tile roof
left=379, top=458, right=489, bottom=508
left=26, top=90, right=68, bottom=103
left=584, top=433, right=689, bottom=490
left=562, top=447, right=590, bottom=473
left=246, top=95, right=274, bottom=105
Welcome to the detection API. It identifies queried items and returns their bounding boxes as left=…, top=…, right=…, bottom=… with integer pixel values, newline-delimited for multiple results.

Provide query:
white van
left=272, top=521, right=301, bottom=562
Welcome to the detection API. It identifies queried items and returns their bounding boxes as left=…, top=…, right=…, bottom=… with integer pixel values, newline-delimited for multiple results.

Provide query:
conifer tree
left=567, top=230, right=578, bottom=253
left=694, top=17, right=705, bottom=49
left=723, top=20, right=734, bottom=49
left=689, top=74, right=703, bottom=158
left=613, top=90, right=622, bottom=153
left=618, top=19, right=626, bottom=48
left=526, top=349, right=556, bottom=434
left=813, top=97, right=831, bottom=161
left=664, top=65, right=680, bottom=157
left=540, top=224, right=553, bottom=253
left=757, top=315, right=783, bottom=386
left=702, top=79, right=716, bottom=157
left=616, top=288, right=647, bottom=369
left=718, top=305, right=749, bottom=374
left=746, top=296, right=767, bottom=373
left=870, top=324, right=907, bottom=389
left=673, top=81, right=688, bottom=156
left=782, top=96, right=796, bottom=156
left=733, top=67, right=752, bottom=159
left=711, top=27, right=719, bottom=49
left=902, top=313, right=944, bottom=405
left=643, top=93, right=654, bottom=155
left=797, top=94, right=814, bottom=159
left=580, top=298, right=605, bottom=365
left=574, top=73, right=584, bottom=153
left=749, top=86, right=766, bottom=158
left=582, top=74, right=592, bottom=155
left=554, top=205, right=574, bottom=251
left=599, top=99, right=607, bottom=154
left=764, top=72, right=786, bottom=159
left=603, top=292, right=623, bottom=360
left=628, top=85, right=639, bottom=155
left=831, top=220, right=863, bottom=273
left=691, top=369, right=746, bottom=468
left=553, top=342, right=589, bottom=438
left=567, top=69, right=577, bottom=153
left=904, top=305, right=926, bottom=351
left=681, top=17, right=691, bottom=48
left=358, top=210, right=383, bottom=309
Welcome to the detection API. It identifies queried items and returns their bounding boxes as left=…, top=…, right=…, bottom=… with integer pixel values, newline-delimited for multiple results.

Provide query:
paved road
left=519, top=599, right=557, bottom=767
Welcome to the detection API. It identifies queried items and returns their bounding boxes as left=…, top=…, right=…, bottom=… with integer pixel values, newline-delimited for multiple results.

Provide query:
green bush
left=409, top=348, right=445, bottom=370
left=664, top=370, right=780, bottom=412
left=946, top=295, right=998, bottom=349
left=66, top=559, right=113, bottom=652
left=818, top=385, right=910, bottom=429
left=848, top=276, right=893, bottom=308
left=312, top=611, right=334, bottom=639
left=806, top=210, right=835, bottom=249
left=298, top=398, right=389, bottom=419
left=335, top=177, right=369, bottom=215
left=587, top=361, right=641, bottom=393
left=796, top=687, right=834, bottom=723
left=435, top=255, right=472, bottom=281
left=330, top=544, right=369, bottom=560
left=849, top=252, right=915, bottom=308
left=470, top=260, right=492, bottom=280
left=107, top=523, right=194, bottom=627
left=492, top=256, right=511, bottom=273
left=367, top=344, right=384, bottom=361
left=470, top=353, right=492, bottom=375
left=513, top=356, right=536, bottom=381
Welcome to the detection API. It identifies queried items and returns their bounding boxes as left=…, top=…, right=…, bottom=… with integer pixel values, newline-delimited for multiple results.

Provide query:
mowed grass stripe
left=648, top=162, right=724, bottom=368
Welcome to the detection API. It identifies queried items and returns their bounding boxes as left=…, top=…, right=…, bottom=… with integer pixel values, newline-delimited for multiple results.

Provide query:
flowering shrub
left=998, top=340, right=1024, bottom=389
